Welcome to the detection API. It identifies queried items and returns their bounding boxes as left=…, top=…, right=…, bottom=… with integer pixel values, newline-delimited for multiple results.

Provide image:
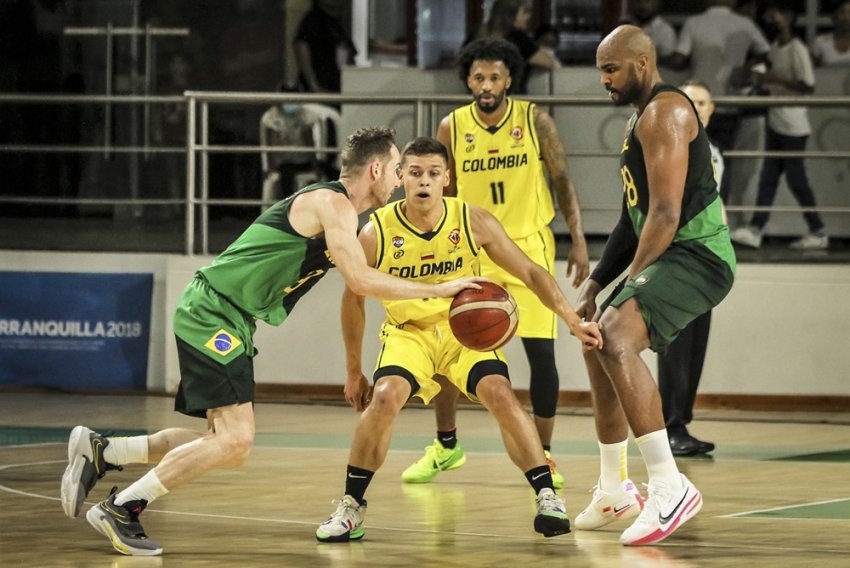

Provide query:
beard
left=609, top=65, right=642, bottom=107
left=474, top=90, right=505, bottom=114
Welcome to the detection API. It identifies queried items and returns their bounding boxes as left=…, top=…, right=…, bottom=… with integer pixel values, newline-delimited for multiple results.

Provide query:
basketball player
left=60, top=127, right=484, bottom=556
left=573, top=26, right=735, bottom=545
left=401, top=38, right=589, bottom=489
left=316, top=137, right=602, bottom=542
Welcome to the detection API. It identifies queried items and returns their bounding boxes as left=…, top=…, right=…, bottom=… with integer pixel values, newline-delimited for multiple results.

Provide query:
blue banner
left=0, top=271, right=153, bottom=390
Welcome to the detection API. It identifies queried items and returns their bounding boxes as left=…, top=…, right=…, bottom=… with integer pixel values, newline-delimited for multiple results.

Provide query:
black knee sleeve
left=522, top=337, right=559, bottom=418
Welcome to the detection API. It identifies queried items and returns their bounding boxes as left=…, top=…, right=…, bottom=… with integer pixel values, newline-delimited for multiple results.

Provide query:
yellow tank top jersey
left=372, top=197, right=480, bottom=326
left=449, top=98, right=555, bottom=239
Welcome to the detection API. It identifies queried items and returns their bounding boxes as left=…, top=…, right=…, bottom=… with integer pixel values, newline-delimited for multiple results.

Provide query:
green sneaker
left=401, top=439, right=466, bottom=484
left=544, top=450, right=565, bottom=490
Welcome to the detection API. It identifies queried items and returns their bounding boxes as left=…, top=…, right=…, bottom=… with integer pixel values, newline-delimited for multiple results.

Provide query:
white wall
left=2, top=251, right=847, bottom=396
left=157, top=255, right=849, bottom=397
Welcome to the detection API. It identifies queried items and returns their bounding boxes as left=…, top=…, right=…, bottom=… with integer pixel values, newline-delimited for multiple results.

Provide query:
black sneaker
left=61, top=426, right=122, bottom=518
left=86, top=487, right=162, bottom=556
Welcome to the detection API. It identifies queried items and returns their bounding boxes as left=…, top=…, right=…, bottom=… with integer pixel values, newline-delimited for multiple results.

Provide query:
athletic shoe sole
left=86, top=505, right=163, bottom=556
left=622, top=489, right=703, bottom=546
left=315, top=527, right=365, bottom=543
left=60, top=426, right=91, bottom=518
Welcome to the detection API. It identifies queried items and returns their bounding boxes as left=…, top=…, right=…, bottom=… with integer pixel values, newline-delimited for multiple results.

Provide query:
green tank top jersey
left=620, top=84, right=736, bottom=274
left=197, top=181, right=344, bottom=326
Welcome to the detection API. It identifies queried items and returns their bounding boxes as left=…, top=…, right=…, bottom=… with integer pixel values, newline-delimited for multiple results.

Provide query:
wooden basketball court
left=1, top=391, right=848, bottom=567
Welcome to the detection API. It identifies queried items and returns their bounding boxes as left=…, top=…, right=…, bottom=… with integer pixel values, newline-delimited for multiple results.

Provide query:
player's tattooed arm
left=533, top=106, right=589, bottom=287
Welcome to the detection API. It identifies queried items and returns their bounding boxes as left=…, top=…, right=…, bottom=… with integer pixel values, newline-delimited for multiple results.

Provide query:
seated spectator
left=812, top=0, right=850, bottom=67
left=731, top=6, right=828, bottom=250
left=533, top=23, right=562, bottom=69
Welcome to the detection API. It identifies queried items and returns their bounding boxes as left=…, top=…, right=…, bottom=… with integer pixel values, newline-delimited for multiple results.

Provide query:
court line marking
left=2, top=458, right=849, bottom=555
left=719, top=497, right=850, bottom=518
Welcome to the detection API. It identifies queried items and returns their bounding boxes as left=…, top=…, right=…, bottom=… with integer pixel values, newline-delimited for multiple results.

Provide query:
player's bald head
left=597, top=24, right=656, bottom=65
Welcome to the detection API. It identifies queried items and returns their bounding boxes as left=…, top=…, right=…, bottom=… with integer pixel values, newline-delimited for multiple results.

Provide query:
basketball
left=449, top=282, right=518, bottom=351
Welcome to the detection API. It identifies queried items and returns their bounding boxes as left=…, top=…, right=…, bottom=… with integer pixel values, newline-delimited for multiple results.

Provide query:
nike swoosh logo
left=659, top=486, right=689, bottom=525
left=348, top=473, right=368, bottom=479
left=614, top=503, right=633, bottom=514
left=531, top=472, right=548, bottom=481
left=92, top=439, right=103, bottom=475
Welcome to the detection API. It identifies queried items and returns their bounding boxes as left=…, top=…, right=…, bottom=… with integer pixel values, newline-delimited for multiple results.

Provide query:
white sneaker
left=730, top=226, right=763, bottom=248
left=574, top=479, right=645, bottom=530
left=533, top=487, right=571, bottom=537
left=789, top=232, right=828, bottom=250
left=620, top=474, right=702, bottom=546
left=315, top=495, right=367, bottom=542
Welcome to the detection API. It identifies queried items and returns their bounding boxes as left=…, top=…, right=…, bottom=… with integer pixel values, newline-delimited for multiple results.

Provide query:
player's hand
left=571, top=320, right=603, bottom=352
left=344, top=372, right=372, bottom=411
left=575, top=279, right=602, bottom=322
left=565, top=239, right=590, bottom=288
left=433, top=276, right=486, bottom=298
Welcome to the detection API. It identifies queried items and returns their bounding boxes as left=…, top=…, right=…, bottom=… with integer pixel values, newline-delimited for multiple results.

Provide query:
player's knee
left=371, top=377, right=409, bottom=413
left=218, top=428, right=254, bottom=467
left=476, top=376, right=516, bottom=415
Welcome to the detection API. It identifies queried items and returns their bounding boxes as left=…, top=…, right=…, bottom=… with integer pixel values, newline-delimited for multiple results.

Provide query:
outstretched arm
left=312, top=191, right=481, bottom=299
left=340, top=224, right=377, bottom=412
left=470, top=206, right=601, bottom=351
left=534, top=106, right=589, bottom=287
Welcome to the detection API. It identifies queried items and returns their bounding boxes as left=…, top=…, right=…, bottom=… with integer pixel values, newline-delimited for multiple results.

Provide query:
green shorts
left=601, top=242, right=734, bottom=352
left=173, top=277, right=257, bottom=418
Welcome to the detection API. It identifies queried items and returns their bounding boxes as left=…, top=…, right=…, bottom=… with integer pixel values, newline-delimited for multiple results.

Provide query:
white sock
left=104, top=435, right=149, bottom=465
left=114, top=469, right=169, bottom=506
left=635, top=429, right=681, bottom=490
left=599, top=439, right=629, bottom=491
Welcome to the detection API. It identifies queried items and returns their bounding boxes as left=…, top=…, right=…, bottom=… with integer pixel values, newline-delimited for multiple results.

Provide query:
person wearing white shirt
left=812, top=0, right=850, bottom=67
left=627, top=0, right=677, bottom=59
left=731, top=7, right=828, bottom=250
left=667, top=0, right=770, bottom=201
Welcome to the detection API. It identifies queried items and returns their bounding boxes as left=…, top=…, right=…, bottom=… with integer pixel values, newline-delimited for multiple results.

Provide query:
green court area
left=739, top=499, right=850, bottom=521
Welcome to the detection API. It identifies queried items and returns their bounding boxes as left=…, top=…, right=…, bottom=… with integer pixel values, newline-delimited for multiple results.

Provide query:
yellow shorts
left=373, top=320, right=508, bottom=404
left=478, top=226, right=558, bottom=339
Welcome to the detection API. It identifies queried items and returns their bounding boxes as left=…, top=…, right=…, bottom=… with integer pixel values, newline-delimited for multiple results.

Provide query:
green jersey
left=198, top=181, right=344, bottom=326
left=620, top=84, right=736, bottom=274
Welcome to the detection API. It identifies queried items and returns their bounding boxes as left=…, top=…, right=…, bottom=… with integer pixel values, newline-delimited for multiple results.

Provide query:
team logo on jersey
left=466, top=144, right=475, bottom=152
left=448, top=228, right=461, bottom=245
left=421, top=251, right=435, bottom=261
left=488, top=148, right=499, bottom=155
left=392, top=236, right=404, bottom=248
left=393, top=250, right=404, bottom=259
left=204, top=329, right=242, bottom=357
left=635, top=275, right=648, bottom=285
left=465, top=133, right=474, bottom=144
left=511, top=126, right=523, bottom=140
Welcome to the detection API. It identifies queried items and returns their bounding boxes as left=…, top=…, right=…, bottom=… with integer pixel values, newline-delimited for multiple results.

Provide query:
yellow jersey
left=372, top=197, right=480, bottom=326
left=448, top=98, right=555, bottom=239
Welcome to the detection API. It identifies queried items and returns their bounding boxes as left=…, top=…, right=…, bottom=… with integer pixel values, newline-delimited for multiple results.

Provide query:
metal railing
left=1, top=92, right=848, bottom=254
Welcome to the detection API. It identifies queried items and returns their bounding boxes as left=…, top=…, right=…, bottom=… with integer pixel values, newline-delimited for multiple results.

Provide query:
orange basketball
left=449, top=281, right=518, bottom=351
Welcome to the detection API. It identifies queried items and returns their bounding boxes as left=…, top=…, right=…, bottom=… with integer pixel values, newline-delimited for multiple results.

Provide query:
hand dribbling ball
left=449, top=281, right=518, bottom=351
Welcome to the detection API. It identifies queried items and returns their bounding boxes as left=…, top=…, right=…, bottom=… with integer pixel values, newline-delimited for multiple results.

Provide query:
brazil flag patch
left=204, top=329, right=242, bottom=356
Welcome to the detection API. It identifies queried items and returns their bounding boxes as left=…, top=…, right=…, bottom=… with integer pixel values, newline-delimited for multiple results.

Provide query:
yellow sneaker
left=544, top=450, right=565, bottom=490
left=401, top=439, right=466, bottom=484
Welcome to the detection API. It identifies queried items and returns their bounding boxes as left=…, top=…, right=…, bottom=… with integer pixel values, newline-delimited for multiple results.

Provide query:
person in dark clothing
left=294, top=0, right=357, bottom=93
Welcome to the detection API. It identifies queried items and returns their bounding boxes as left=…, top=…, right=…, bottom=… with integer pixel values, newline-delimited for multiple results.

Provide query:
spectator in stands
left=812, top=0, right=850, bottom=67
left=666, top=0, right=770, bottom=202
left=470, top=0, right=557, bottom=93
left=625, top=0, right=677, bottom=59
left=658, top=80, right=725, bottom=457
left=534, top=23, right=562, bottom=69
left=731, top=6, right=828, bottom=250
left=294, top=0, right=356, bottom=93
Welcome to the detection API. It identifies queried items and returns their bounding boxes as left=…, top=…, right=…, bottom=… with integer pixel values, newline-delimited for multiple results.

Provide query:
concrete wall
left=2, top=251, right=847, bottom=397
left=341, top=65, right=850, bottom=238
